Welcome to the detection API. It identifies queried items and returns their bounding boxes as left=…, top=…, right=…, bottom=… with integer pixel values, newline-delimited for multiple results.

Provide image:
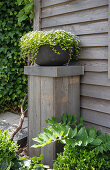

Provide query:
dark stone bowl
left=35, top=45, right=71, bottom=66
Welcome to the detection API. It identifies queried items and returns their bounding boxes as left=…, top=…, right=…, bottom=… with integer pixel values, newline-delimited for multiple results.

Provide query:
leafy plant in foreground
left=53, top=147, right=110, bottom=170
left=0, top=130, right=49, bottom=170
left=32, top=114, right=110, bottom=154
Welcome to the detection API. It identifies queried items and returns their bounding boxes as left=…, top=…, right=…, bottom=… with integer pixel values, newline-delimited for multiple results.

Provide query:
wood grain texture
left=84, top=121, right=110, bottom=134
left=42, top=6, right=108, bottom=28
left=34, top=0, right=41, bottom=31
left=81, top=84, right=110, bottom=100
left=40, top=77, right=54, bottom=167
left=81, top=72, right=110, bottom=86
left=108, top=0, right=110, bottom=78
left=79, top=34, right=108, bottom=47
left=42, top=0, right=108, bottom=18
left=78, top=60, right=108, bottom=72
left=42, top=0, right=69, bottom=8
left=80, top=47, right=108, bottom=60
left=81, top=108, right=110, bottom=128
left=28, top=76, right=41, bottom=157
left=81, top=96, right=110, bottom=114
left=42, top=21, right=108, bottom=35
left=68, top=76, right=80, bottom=121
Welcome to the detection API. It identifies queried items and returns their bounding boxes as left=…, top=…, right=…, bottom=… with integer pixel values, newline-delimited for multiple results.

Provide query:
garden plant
left=0, top=0, right=34, bottom=113
left=32, top=114, right=110, bottom=170
left=0, top=130, right=49, bottom=170
left=20, top=30, right=80, bottom=65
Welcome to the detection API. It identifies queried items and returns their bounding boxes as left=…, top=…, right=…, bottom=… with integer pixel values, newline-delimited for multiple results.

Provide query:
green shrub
left=0, top=0, right=33, bottom=113
left=0, top=130, right=18, bottom=169
left=32, top=114, right=110, bottom=169
left=53, top=147, right=110, bottom=170
left=0, top=130, right=49, bottom=170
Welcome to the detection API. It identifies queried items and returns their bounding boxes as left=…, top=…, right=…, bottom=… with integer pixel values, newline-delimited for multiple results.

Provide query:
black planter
left=35, top=45, right=70, bottom=66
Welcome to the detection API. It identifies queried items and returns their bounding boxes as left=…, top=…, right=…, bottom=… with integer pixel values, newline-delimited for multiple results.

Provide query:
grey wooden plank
left=42, top=0, right=68, bottom=8
left=78, top=60, right=108, bottom=72
left=28, top=76, right=41, bottom=157
left=108, top=0, right=110, bottom=79
left=79, top=34, right=108, bottom=47
left=81, top=108, right=110, bottom=128
left=84, top=121, right=110, bottom=135
left=42, top=21, right=108, bottom=35
left=81, top=96, right=110, bottom=114
left=54, top=77, right=69, bottom=121
left=81, top=84, right=110, bottom=100
left=81, top=72, right=110, bottom=86
left=40, top=77, right=54, bottom=167
left=80, top=47, right=108, bottom=60
left=34, top=0, right=41, bottom=31
left=68, top=76, right=80, bottom=121
left=42, top=6, right=108, bottom=28
left=24, top=66, right=84, bottom=77
left=79, top=59, right=107, bottom=67
left=84, top=66, right=108, bottom=72
left=42, top=0, right=108, bottom=18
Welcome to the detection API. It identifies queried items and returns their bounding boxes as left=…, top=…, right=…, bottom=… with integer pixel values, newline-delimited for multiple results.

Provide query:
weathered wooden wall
left=34, top=0, right=110, bottom=134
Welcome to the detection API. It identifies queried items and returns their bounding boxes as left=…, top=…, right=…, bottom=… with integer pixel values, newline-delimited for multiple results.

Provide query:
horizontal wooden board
left=81, top=108, right=110, bottom=128
left=79, top=34, right=108, bottom=47
left=81, top=72, right=110, bottom=86
left=81, top=84, right=110, bottom=100
left=77, top=59, right=108, bottom=72
left=84, top=121, right=110, bottom=134
left=42, top=0, right=108, bottom=18
left=42, top=6, right=108, bottom=28
left=78, top=60, right=107, bottom=71
left=79, top=59, right=107, bottom=66
left=42, top=21, right=108, bottom=35
left=42, top=0, right=68, bottom=8
left=81, top=96, right=110, bottom=114
left=80, top=47, right=108, bottom=60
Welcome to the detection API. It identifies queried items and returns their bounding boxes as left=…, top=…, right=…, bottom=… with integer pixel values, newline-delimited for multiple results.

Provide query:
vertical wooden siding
left=35, top=0, right=110, bottom=134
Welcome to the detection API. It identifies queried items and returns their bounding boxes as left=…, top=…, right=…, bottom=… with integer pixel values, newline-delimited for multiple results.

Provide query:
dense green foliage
left=0, top=130, right=18, bottom=169
left=0, top=0, right=33, bottom=113
left=32, top=114, right=110, bottom=169
left=53, top=147, right=110, bottom=170
left=32, top=114, right=110, bottom=154
left=20, top=30, right=80, bottom=64
left=0, top=130, right=49, bottom=170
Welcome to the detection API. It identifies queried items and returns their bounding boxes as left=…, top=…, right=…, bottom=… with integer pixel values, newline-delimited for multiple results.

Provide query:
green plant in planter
left=20, top=30, right=80, bottom=65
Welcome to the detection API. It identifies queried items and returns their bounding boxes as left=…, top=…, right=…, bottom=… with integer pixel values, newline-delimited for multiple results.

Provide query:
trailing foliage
left=53, top=147, right=110, bottom=170
left=32, top=114, right=110, bottom=155
left=0, top=0, right=34, bottom=113
left=0, top=130, right=49, bottom=170
left=20, top=30, right=80, bottom=64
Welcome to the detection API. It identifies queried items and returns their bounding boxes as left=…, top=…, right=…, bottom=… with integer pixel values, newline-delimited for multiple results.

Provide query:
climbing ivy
left=0, top=0, right=34, bottom=113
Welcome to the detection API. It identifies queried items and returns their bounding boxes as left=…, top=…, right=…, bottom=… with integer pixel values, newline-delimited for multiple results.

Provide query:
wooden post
left=24, top=66, right=84, bottom=167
